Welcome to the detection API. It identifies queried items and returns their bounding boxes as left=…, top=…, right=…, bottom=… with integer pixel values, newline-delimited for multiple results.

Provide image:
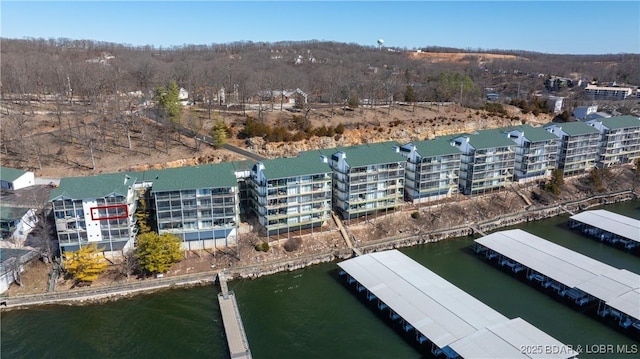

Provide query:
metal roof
left=49, top=172, right=137, bottom=201
left=545, top=122, right=600, bottom=136
left=476, top=229, right=611, bottom=287
left=0, top=206, right=30, bottom=221
left=596, top=115, right=640, bottom=130
left=333, top=141, right=405, bottom=167
left=148, top=162, right=238, bottom=192
left=475, top=229, right=640, bottom=321
left=576, top=269, right=640, bottom=303
left=258, top=150, right=331, bottom=179
left=570, top=209, right=640, bottom=243
left=504, top=124, right=558, bottom=143
left=0, top=166, right=30, bottom=182
left=607, top=289, right=640, bottom=320
left=450, top=318, right=576, bottom=359
left=337, top=250, right=575, bottom=358
left=409, top=137, right=462, bottom=157
left=453, top=129, right=515, bottom=150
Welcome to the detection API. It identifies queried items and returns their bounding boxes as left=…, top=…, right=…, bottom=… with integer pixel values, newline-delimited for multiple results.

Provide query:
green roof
left=49, top=172, right=136, bottom=201
left=411, top=137, right=461, bottom=157
left=0, top=166, right=29, bottom=182
left=230, top=160, right=256, bottom=173
left=0, top=206, right=29, bottom=221
left=259, top=150, right=331, bottom=179
left=545, top=121, right=600, bottom=136
left=596, top=115, right=640, bottom=130
left=455, top=129, right=515, bottom=149
left=333, top=141, right=405, bottom=167
left=504, top=124, right=557, bottom=142
left=149, top=162, right=238, bottom=192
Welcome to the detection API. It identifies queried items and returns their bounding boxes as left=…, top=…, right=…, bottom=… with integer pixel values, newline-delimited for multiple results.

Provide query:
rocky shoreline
left=2, top=189, right=637, bottom=310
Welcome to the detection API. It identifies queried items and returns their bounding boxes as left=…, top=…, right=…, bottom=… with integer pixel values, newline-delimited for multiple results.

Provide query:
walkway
left=558, top=204, right=576, bottom=215
left=332, top=213, right=362, bottom=256
left=1, top=271, right=217, bottom=309
left=217, top=273, right=252, bottom=359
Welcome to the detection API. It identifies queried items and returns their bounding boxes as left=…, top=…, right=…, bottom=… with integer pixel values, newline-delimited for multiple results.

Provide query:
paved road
left=175, top=124, right=266, bottom=162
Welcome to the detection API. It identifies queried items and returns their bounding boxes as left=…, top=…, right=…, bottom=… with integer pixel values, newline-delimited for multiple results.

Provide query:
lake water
left=2, top=201, right=639, bottom=358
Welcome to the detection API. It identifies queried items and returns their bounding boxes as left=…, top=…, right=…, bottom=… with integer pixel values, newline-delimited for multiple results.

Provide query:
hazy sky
left=2, top=1, right=639, bottom=54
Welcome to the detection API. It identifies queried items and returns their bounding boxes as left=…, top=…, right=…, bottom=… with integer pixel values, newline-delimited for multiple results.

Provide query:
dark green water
left=2, top=201, right=639, bottom=358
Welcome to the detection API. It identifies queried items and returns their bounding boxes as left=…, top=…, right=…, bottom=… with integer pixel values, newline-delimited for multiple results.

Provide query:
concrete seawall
left=2, top=190, right=636, bottom=309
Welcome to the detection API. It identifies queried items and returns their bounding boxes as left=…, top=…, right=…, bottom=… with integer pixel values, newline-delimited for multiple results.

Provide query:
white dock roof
left=338, top=250, right=576, bottom=358
left=570, top=209, right=640, bottom=243
left=450, top=318, right=575, bottom=359
left=475, top=229, right=640, bottom=321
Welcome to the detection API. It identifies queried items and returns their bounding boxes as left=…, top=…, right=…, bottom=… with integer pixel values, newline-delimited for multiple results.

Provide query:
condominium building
left=151, top=163, right=240, bottom=250
left=586, top=115, right=640, bottom=167
left=249, top=151, right=332, bottom=237
left=49, top=173, right=139, bottom=254
left=584, top=84, right=634, bottom=101
left=399, top=137, right=461, bottom=202
left=504, top=125, right=558, bottom=183
left=327, top=142, right=405, bottom=219
left=451, top=129, right=516, bottom=195
left=545, top=122, right=600, bottom=176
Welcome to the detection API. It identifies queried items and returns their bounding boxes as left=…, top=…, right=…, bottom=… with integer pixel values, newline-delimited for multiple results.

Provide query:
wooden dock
left=332, top=213, right=362, bottom=256
left=470, top=226, right=487, bottom=236
left=217, top=273, right=252, bottom=359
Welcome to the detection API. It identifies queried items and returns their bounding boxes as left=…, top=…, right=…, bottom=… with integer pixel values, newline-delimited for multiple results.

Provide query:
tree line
left=3, top=37, right=637, bottom=109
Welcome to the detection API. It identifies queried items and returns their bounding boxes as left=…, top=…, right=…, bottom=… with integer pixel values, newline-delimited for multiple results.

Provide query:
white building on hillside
left=0, top=167, right=35, bottom=190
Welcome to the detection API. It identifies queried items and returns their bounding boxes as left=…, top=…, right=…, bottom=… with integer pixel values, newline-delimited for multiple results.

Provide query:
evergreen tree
left=154, top=80, right=183, bottom=126
left=347, top=93, right=360, bottom=109
left=404, top=85, right=416, bottom=103
left=210, top=118, right=228, bottom=147
left=135, top=191, right=151, bottom=235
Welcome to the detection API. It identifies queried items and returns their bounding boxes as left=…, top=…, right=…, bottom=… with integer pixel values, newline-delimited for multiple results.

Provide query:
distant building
left=585, top=84, right=634, bottom=101
left=546, top=96, right=564, bottom=114
left=179, top=87, right=189, bottom=106
left=399, top=138, right=461, bottom=202
left=545, top=122, right=600, bottom=176
left=586, top=115, right=640, bottom=167
left=0, top=166, right=35, bottom=190
left=573, top=105, right=612, bottom=121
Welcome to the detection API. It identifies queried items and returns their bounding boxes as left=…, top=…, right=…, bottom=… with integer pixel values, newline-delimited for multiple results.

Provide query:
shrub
left=411, top=211, right=420, bottom=219
left=284, top=237, right=302, bottom=252
left=255, top=242, right=270, bottom=252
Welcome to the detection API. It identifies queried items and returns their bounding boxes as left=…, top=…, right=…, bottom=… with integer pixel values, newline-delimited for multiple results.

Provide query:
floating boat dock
left=337, top=250, right=577, bottom=359
left=568, top=209, right=640, bottom=251
left=474, top=229, right=640, bottom=335
left=217, top=273, right=252, bottom=359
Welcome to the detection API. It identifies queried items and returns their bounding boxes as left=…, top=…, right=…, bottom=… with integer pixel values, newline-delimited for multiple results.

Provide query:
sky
left=1, top=1, right=639, bottom=55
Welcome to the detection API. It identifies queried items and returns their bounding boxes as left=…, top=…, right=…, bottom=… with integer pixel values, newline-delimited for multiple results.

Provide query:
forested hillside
left=2, top=38, right=638, bottom=108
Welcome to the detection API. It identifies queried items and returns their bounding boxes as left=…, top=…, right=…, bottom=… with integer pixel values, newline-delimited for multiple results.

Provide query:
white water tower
left=377, top=38, right=384, bottom=49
